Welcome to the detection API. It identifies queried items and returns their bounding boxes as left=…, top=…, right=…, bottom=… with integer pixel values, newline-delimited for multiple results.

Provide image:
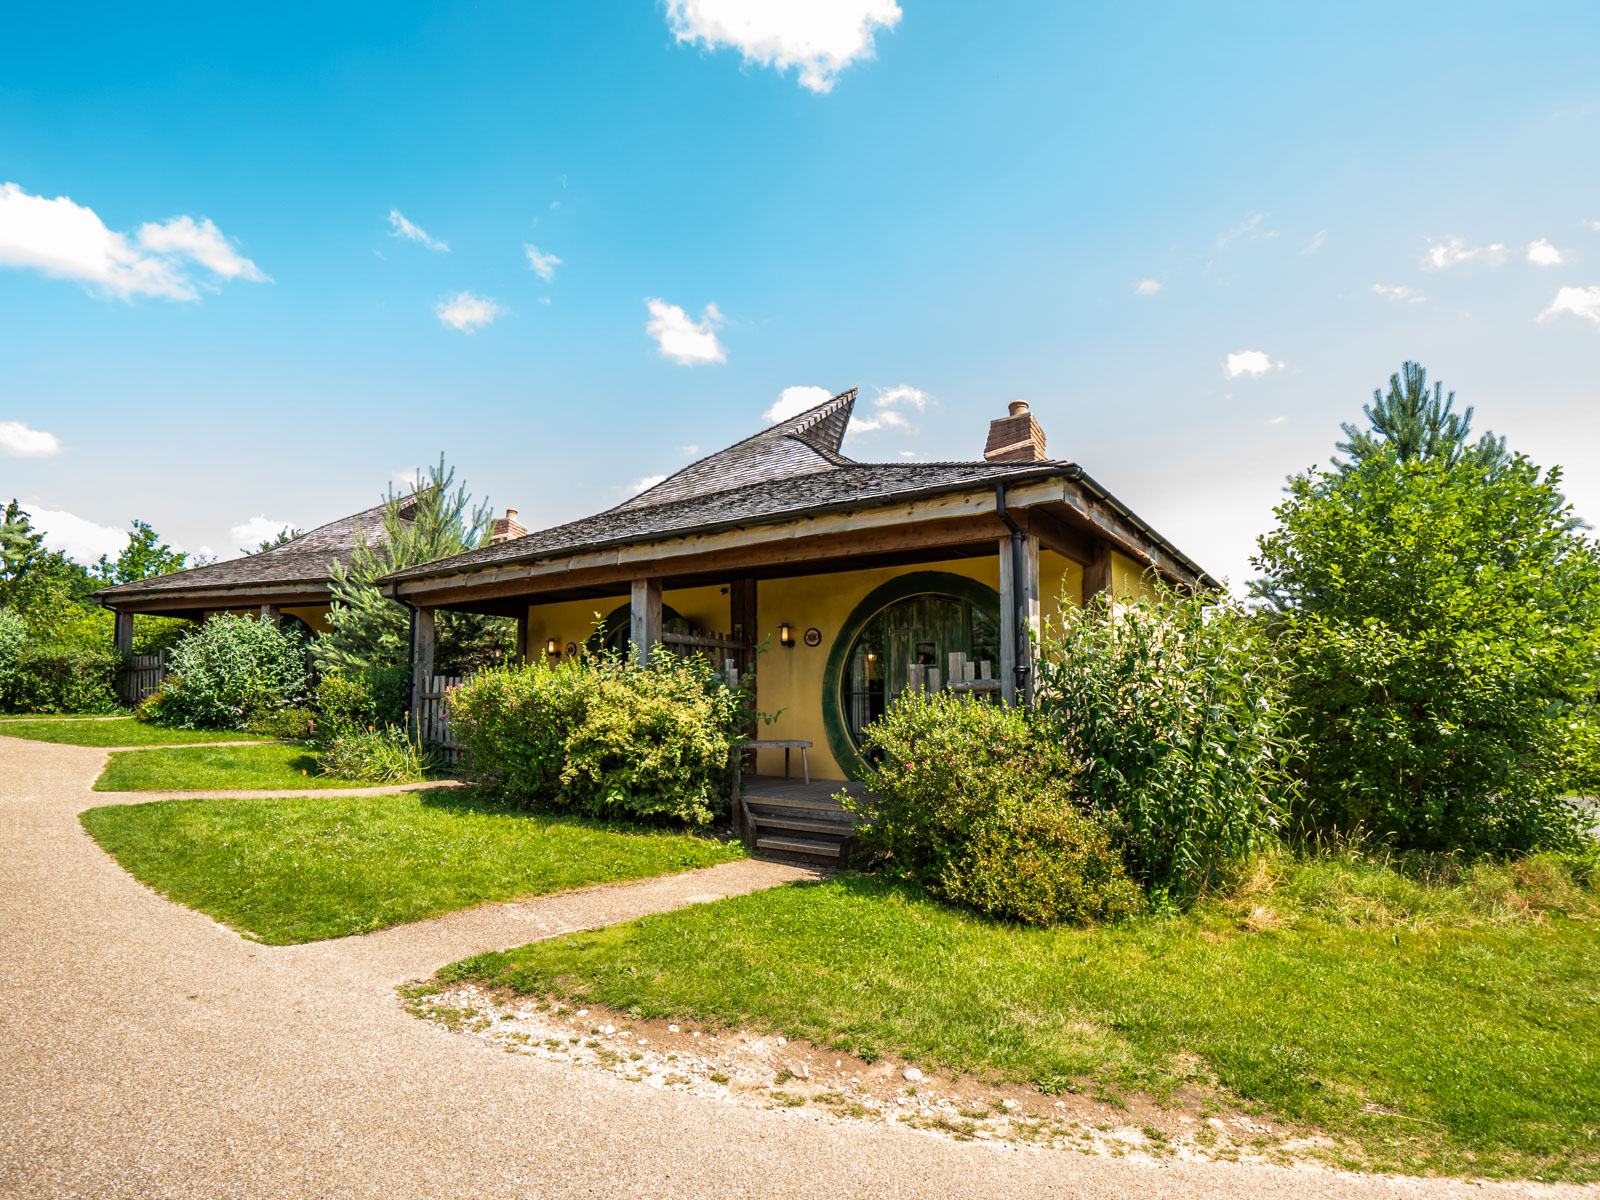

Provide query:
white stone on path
left=902, top=1068, right=923, bottom=1082
left=668, top=1024, right=679, bottom=1033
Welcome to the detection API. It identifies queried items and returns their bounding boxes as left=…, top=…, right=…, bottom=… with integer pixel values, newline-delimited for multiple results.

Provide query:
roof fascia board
left=386, top=472, right=1070, bottom=591
left=391, top=482, right=1069, bottom=601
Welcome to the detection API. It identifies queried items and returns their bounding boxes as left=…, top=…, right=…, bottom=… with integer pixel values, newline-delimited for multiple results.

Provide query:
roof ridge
left=612, top=387, right=859, bottom=513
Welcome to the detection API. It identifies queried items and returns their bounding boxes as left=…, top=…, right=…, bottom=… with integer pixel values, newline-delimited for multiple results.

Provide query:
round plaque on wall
left=803, top=627, right=822, bottom=647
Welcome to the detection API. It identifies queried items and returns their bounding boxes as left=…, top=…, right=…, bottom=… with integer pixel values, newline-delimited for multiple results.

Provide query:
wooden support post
left=113, top=610, right=134, bottom=657
left=1083, top=542, right=1112, bottom=610
left=630, top=578, right=662, bottom=666
left=410, top=606, right=436, bottom=735
left=515, top=610, right=529, bottom=664
left=260, top=603, right=280, bottom=624
left=999, top=533, right=1041, bottom=705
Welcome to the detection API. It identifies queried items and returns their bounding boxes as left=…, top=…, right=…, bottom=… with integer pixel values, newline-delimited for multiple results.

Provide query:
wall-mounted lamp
left=546, top=637, right=560, bottom=656
left=779, top=622, right=795, bottom=648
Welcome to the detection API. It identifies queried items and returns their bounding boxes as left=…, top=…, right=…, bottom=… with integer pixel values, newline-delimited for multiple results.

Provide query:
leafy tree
left=314, top=456, right=514, bottom=677
left=1253, top=449, right=1600, bottom=853
left=1335, top=361, right=1506, bottom=471
left=93, top=520, right=191, bottom=585
left=1, top=500, right=46, bottom=590
left=244, top=526, right=303, bottom=555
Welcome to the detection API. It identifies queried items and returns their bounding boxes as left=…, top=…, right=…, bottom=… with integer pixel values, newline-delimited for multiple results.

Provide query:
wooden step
left=750, top=814, right=853, bottom=836
left=755, top=835, right=842, bottom=858
left=743, top=793, right=850, bottom=814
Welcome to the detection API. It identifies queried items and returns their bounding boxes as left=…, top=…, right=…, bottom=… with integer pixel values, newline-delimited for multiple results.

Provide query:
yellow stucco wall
left=200, top=605, right=332, bottom=633
left=520, top=551, right=1087, bottom=783
left=1109, top=550, right=1157, bottom=600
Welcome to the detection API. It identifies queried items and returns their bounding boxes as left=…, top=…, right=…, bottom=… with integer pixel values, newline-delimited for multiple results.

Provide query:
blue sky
left=3, top=2, right=1599, bottom=587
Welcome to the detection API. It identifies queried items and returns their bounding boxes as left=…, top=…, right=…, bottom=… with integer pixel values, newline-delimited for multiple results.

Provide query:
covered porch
left=397, top=472, right=1188, bottom=784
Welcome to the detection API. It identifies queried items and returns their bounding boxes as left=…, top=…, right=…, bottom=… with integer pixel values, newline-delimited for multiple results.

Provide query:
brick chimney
left=983, top=400, right=1047, bottom=463
left=489, top=508, right=526, bottom=544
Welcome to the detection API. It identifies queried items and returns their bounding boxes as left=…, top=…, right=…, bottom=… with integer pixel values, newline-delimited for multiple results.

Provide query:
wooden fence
left=416, top=673, right=468, bottom=764
left=117, top=652, right=167, bottom=706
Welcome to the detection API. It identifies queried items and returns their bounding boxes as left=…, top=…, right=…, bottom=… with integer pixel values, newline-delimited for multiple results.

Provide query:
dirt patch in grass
left=404, top=979, right=1331, bottom=1167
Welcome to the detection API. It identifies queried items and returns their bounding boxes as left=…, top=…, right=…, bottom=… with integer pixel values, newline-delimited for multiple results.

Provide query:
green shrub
left=848, top=691, right=1137, bottom=925
left=315, top=664, right=409, bottom=737
left=244, top=705, right=316, bottom=741
left=448, top=653, right=745, bottom=826
left=1036, top=587, right=1293, bottom=902
left=5, top=643, right=121, bottom=714
left=0, top=609, right=24, bottom=705
left=1254, top=452, right=1600, bottom=853
left=316, top=725, right=433, bottom=783
left=157, top=614, right=311, bottom=729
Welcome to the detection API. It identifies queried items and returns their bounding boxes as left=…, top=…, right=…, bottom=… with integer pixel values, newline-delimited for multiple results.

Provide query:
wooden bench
left=743, top=739, right=812, bottom=784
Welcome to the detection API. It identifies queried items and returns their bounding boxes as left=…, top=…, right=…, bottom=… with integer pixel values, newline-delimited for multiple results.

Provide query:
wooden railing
left=415, top=673, right=469, bottom=764
left=117, top=652, right=167, bottom=706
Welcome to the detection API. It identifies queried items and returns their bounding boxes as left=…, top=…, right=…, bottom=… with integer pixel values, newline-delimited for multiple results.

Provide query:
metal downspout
left=994, top=482, right=1030, bottom=706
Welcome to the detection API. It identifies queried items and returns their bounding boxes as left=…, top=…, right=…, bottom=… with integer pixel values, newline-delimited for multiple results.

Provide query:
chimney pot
left=984, top=402, right=1048, bottom=464
left=489, top=508, right=527, bottom=544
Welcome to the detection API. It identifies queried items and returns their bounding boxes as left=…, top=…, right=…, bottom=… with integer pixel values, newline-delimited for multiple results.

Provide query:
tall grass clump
left=1035, top=587, right=1295, bottom=902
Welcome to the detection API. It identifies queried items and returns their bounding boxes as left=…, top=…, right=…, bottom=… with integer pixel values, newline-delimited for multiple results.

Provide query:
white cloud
left=1423, top=237, right=1507, bottom=270
left=137, top=216, right=269, bottom=281
left=0, top=182, right=268, bottom=301
left=387, top=209, right=448, bottom=252
left=1583, top=220, right=1600, bottom=232
left=645, top=298, right=726, bottom=364
left=846, top=408, right=911, bottom=437
left=1539, top=285, right=1600, bottom=326
left=1134, top=278, right=1161, bottom=296
left=1372, top=283, right=1424, bottom=304
left=764, top=385, right=832, bottom=423
left=1302, top=230, right=1326, bottom=255
left=874, top=383, right=932, bottom=411
left=0, top=420, right=62, bottom=457
left=525, top=244, right=562, bottom=280
left=25, top=506, right=126, bottom=564
left=630, top=474, right=668, bottom=495
left=230, top=515, right=296, bottom=547
left=436, top=291, right=503, bottom=333
left=1223, top=350, right=1283, bottom=379
left=1266, top=415, right=1288, bottom=425
left=665, top=0, right=902, bottom=93
left=1526, top=238, right=1567, bottom=267
left=681, top=444, right=700, bottom=456
left=849, top=383, right=930, bottom=438
left=1216, top=212, right=1275, bottom=249
left=393, top=467, right=424, bottom=490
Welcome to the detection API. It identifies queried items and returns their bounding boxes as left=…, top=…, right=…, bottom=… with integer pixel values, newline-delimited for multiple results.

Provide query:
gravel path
left=1, top=736, right=1584, bottom=1199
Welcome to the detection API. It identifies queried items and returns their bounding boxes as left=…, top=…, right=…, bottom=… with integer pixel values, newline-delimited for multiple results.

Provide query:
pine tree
left=1, top=500, right=46, bottom=588
left=314, top=456, right=515, bottom=675
left=1334, top=361, right=1507, bottom=471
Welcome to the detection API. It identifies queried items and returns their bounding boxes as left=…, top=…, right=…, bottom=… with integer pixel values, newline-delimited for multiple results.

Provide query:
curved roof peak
left=615, top=387, right=858, bottom=512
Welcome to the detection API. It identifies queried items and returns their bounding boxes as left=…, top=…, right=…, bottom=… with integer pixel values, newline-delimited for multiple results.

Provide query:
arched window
left=586, top=602, right=694, bottom=656
left=822, top=572, right=1001, bottom=776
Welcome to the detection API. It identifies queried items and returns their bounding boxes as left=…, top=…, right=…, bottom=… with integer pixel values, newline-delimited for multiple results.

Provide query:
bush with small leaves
left=849, top=691, right=1137, bottom=925
left=156, top=614, right=311, bottom=729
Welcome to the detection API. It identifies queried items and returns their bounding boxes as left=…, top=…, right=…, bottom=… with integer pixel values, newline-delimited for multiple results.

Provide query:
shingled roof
left=96, top=501, right=392, bottom=602
left=380, top=389, right=1211, bottom=587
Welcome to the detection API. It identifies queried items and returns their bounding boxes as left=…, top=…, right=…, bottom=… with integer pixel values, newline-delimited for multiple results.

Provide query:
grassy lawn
left=0, top=717, right=263, bottom=748
left=92, top=742, right=403, bottom=790
left=80, top=789, right=745, bottom=943
left=440, top=854, right=1600, bottom=1181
